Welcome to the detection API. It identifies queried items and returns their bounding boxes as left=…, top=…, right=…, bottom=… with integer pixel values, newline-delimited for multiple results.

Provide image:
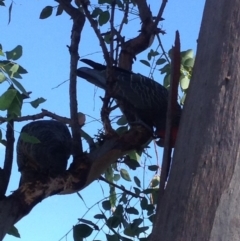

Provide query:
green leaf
left=105, top=166, right=114, bottom=182
left=113, top=173, right=120, bottom=181
left=107, top=216, right=121, bottom=228
left=6, top=45, right=22, bottom=60
left=163, top=74, right=170, bottom=89
left=56, top=4, right=63, bottom=16
left=133, top=187, right=141, bottom=195
left=168, top=48, right=173, bottom=59
left=184, top=58, right=195, bottom=68
left=94, top=213, right=105, bottom=219
left=151, top=176, right=160, bottom=187
left=160, top=63, right=170, bottom=74
left=106, top=234, right=119, bottom=241
left=104, top=33, right=111, bottom=44
left=40, top=6, right=53, bottom=19
left=0, top=139, right=6, bottom=146
left=148, top=214, right=155, bottom=223
left=142, top=188, right=153, bottom=194
left=110, top=186, right=117, bottom=207
left=102, top=200, right=111, bottom=210
left=0, top=89, right=17, bottom=110
left=73, top=224, right=93, bottom=240
left=120, top=168, right=131, bottom=181
left=116, top=115, right=127, bottom=125
left=148, top=165, right=159, bottom=171
left=116, top=126, right=128, bottom=135
left=20, top=132, right=41, bottom=144
left=180, top=75, right=190, bottom=90
left=181, top=49, right=194, bottom=62
left=133, top=218, right=143, bottom=227
left=7, top=225, right=20, bottom=238
left=0, top=72, right=6, bottom=82
left=8, top=91, right=23, bottom=117
left=181, top=92, right=187, bottom=105
left=140, top=197, right=148, bottom=210
left=9, top=64, right=19, bottom=77
left=0, top=1, right=5, bottom=7
left=119, top=193, right=127, bottom=204
left=147, top=49, right=159, bottom=60
left=0, top=48, right=4, bottom=56
left=140, top=59, right=150, bottom=67
left=128, top=150, right=140, bottom=161
left=30, top=97, right=46, bottom=108
left=78, top=219, right=99, bottom=231
left=98, top=10, right=110, bottom=26
left=114, top=205, right=123, bottom=216
left=135, top=226, right=149, bottom=236
left=116, top=0, right=124, bottom=9
left=125, top=207, right=139, bottom=215
left=124, top=158, right=140, bottom=170
left=11, top=78, right=28, bottom=96
left=156, top=58, right=167, bottom=65
left=146, top=204, right=155, bottom=215
left=91, top=7, right=102, bottom=18
left=124, top=227, right=135, bottom=237
left=134, top=176, right=141, bottom=187
left=17, top=65, right=28, bottom=74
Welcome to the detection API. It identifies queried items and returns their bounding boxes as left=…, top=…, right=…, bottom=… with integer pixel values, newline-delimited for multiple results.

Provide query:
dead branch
left=159, top=31, right=181, bottom=197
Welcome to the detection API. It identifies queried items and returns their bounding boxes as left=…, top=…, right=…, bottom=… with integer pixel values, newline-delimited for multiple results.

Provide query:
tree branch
left=159, top=31, right=181, bottom=197
left=119, top=1, right=166, bottom=69
left=0, top=124, right=151, bottom=239
left=99, top=176, right=140, bottom=198
left=57, top=0, right=86, bottom=157
left=0, top=120, right=14, bottom=199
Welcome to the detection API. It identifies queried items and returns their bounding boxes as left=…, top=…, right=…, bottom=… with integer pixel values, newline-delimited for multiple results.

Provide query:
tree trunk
left=151, top=0, right=240, bottom=240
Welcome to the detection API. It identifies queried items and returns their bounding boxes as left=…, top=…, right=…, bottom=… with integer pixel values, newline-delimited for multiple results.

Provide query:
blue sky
left=1, top=0, right=205, bottom=240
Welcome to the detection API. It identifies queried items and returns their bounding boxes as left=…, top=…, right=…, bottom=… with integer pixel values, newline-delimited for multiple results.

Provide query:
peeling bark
left=151, top=1, right=240, bottom=240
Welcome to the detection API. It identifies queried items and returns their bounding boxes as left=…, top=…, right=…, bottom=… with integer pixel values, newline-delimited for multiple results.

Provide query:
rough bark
left=0, top=125, right=150, bottom=240
left=151, top=0, right=240, bottom=240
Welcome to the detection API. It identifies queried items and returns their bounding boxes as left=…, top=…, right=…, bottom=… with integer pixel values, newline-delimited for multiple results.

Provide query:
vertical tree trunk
left=151, top=0, right=240, bottom=240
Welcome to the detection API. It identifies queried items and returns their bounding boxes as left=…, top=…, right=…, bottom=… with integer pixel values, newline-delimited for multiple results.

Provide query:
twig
left=57, top=0, right=85, bottom=157
left=156, top=34, right=171, bottom=64
left=99, top=176, right=140, bottom=198
left=154, top=0, right=168, bottom=29
left=110, top=1, right=115, bottom=63
left=80, top=1, right=116, bottom=135
left=80, top=0, right=110, bottom=64
left=0, top=109, right=72, bottom=125
left=115, top=1, right=129, bottom=62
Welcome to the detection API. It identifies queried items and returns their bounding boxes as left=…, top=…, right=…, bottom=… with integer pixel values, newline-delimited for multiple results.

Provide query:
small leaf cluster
left=0, top=44, right=46, bottom=116
left=39, top=5, right=63, bottom=19
left=73, top=170, right=159, bottom=241
left=140, top=48, right=195, bottom=104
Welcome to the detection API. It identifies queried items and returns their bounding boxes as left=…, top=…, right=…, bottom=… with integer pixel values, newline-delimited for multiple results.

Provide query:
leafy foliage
left=1, top=1, right=194, bottom=240
left=0, top=44, right=46, bottom=118
left=140, top=48, right=194, bottom=105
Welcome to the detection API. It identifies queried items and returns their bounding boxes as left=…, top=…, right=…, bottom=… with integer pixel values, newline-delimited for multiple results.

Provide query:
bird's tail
left=80, top=59, right=107, bottom=71
left=76, top=67, right=107, bottom=89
